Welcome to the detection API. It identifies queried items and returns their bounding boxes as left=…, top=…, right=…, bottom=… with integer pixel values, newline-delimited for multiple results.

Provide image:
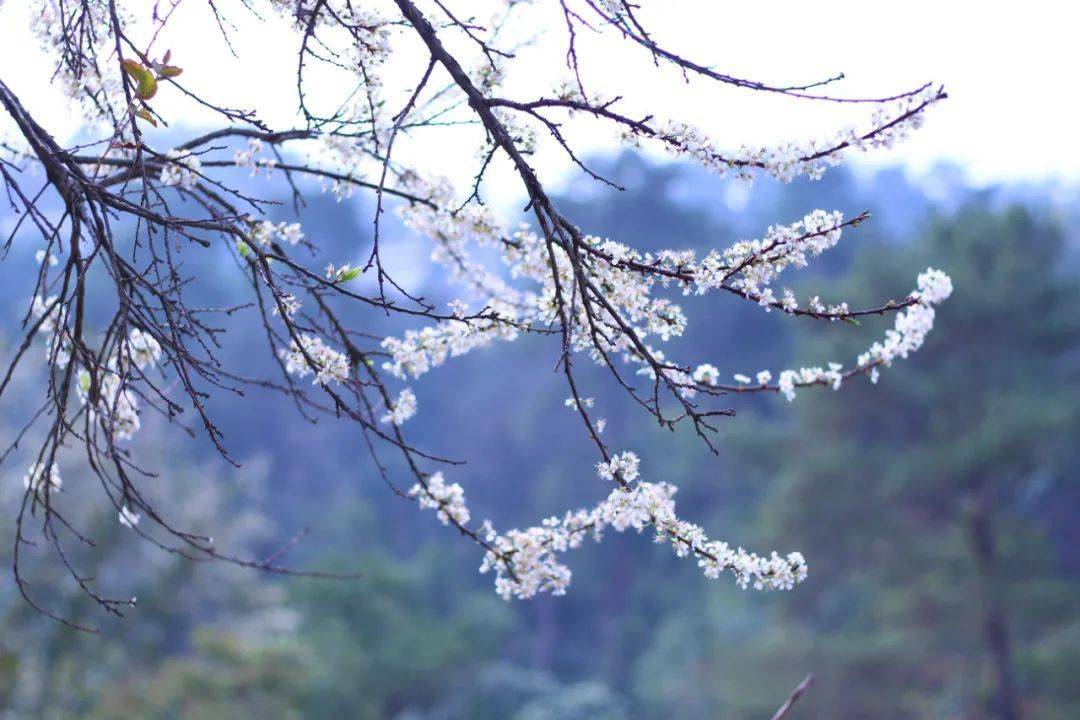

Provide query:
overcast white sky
left=3, top=1, right=1078, bottom=202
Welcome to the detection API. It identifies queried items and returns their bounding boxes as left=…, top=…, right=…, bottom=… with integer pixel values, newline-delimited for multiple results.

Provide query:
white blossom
left=692, top=364, right=720, bottom=386
left=281, top=333, right=350, bottom=385
left=23, top=462, right=61, bottom=493
left=381, top=388, right=418, bottom=426
left=915, top=267, right=954, bottom=304
left=79, top=371, right=142, bottom=441
left=409, top=472, right=470, bottom=527
left=471, top=463, right=807, bottom=601
left=159, top=150, right=201, bottom=189
left=648, top=85, right=943, bottom=184
left=726, top=268, right=954, bottom=402
left=126, top=328, right=161, bottom=370
left=119, top=504, right=141, bottom=528
left=35, top=249, right=58, bottom=266
left=272, top=293, right=301, bottom=319
left=250, top=219, right=304, bottom=248
left=448, top=299, right=469, bottom=319
left=595, top=451, right=640, bottom=483
left=233, top=138, right=263, bottom=173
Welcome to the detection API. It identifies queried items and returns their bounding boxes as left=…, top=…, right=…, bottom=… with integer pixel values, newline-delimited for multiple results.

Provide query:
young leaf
left=121, top=59, right=158, bottom=100
left=338, top=266, right=362, bottom=283
left=134, top=108, right=157, bottom=126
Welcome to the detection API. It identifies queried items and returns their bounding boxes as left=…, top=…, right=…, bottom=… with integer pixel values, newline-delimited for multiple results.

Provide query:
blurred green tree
left=88, top=631, right=312, bottom=720
left=287, top=548, right=513, bottom=718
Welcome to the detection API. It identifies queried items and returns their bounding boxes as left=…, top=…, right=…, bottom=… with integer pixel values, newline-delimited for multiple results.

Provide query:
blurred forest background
left=1, top=150, right=1078, bottom=719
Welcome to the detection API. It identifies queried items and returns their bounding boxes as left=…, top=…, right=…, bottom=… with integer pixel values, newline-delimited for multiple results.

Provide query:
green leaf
left=338, top=266, right=362, bottom=283
left=121, top=59, right=158, bottom=100
left=134, top=108, right=157, bottom=127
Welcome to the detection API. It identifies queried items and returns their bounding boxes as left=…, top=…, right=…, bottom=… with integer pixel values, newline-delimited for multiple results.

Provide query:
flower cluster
left=855, top=269, right=952, bottom=383
left=913, top=267, right=954, bottom=304
left=80, top=370, right=143, bottom=441
left=126, top=328, right=162, bottom=370
left=281, top=333, right=351, bottom=386
left=411, top=453, right=806, bottom=601
left=389, top=167, right=952, bottom=416
left=391, top=184, right=862, bottom=398
left=595, top=450, right=640, bottom=483
left=316, top=135, right=386, bottom=201
left=324, top=263, right=362, bottom=283
left=31, top=294, right=70, bottom=366
left=777, top=364, right=844, bottom=400
left=73, top=328, right=163, bottom=441
left=381, top=388, right=417, bottom=426
left=22, top=462, right=62, bottom=494
left=31, top=1, right=129, bottom=126
left=390, top=198, right=690, bottom=380
left=119, top=504, right=141, bottom=528
left=408, top=472, right=470, bottom=526
left=564, top=396, right=595, bottom=410
left=30, top=299, right=161, bottom=442
left=269, top=1, right=392, bottom=92
left=479, top=513, right=593, bottom=599
left=718, top=266, right=954, bottom=401
left=233, top=138, right=278, bottom=176
left=596, top=481, right=807, bottom=590
left=28, top=295, right=158, bottom=445
left=649, top=85, right=944, bottom=183
left=249, top=218, right=304, bottom=248
left=382, top=317, right=520, bottom=380
left=234, top=137, right=262, bottom=171
left=692, top=363, right=720, bottom=385
left=715, top=210, right=845, bottom=300
left=159, top=150, right=201, bottom=190
left=35, top=249, right=58, bottom=267
left=273, top=293, right=301, bottom=319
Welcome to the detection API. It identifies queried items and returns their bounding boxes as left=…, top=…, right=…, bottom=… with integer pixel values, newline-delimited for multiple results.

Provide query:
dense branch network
left=0, top=0, right=951, bottom=625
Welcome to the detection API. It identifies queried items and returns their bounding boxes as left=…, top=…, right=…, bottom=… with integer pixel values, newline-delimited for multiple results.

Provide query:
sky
left=2, top=0, right=1079, bottom=205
